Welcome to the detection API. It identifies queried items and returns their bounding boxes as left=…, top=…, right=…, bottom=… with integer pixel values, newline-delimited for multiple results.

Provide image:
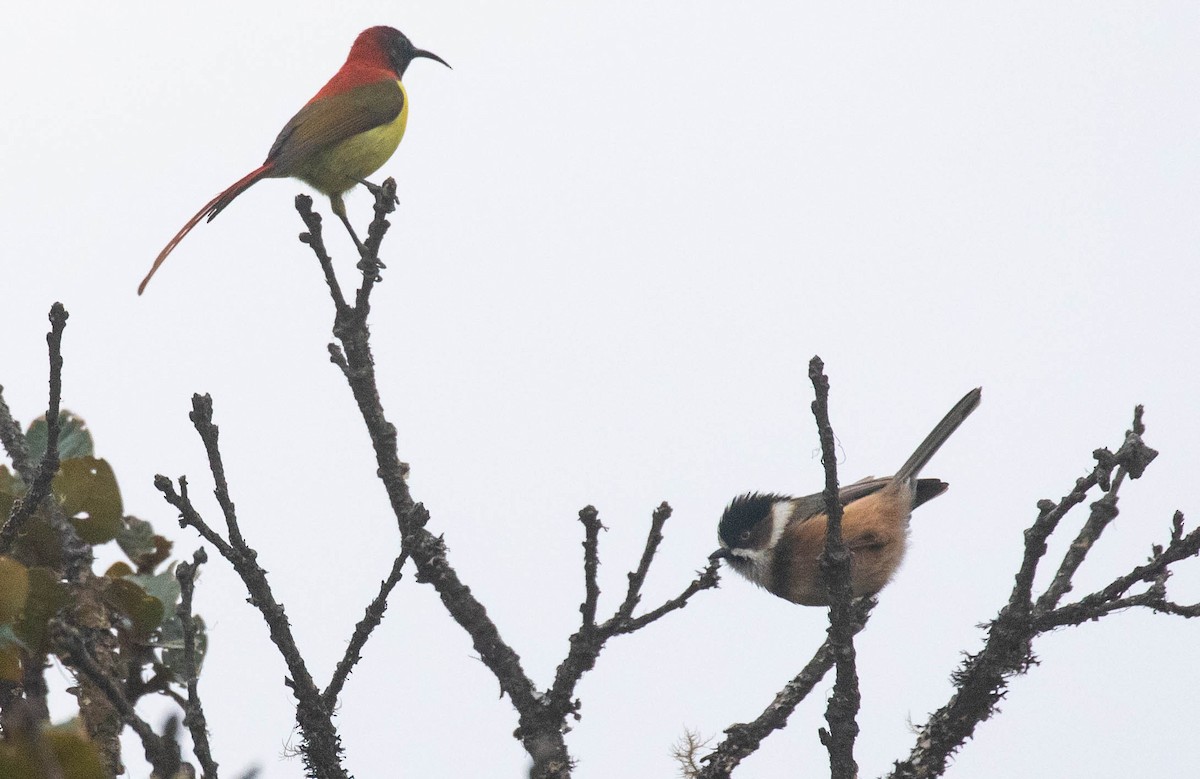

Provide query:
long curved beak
left=414, top=49, right=451, bottom=69
left=708, top=547, right=730, bottom=561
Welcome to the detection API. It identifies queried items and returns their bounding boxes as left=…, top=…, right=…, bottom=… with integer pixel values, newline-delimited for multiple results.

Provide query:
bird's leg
left=330, top=194, right=387, bottom=280
left=329, top=194, right=367, bottom=256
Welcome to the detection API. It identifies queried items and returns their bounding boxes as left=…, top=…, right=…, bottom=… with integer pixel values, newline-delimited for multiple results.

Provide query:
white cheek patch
left=728, top=501, right=794, bottom=589
left=730, top=546, right=773, bottom=588
left=767, top=502, right=793, bottom=549
left=725, top=500, right=796, bottom=590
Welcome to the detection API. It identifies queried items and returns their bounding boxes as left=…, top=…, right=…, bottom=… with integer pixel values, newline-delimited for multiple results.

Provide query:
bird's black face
left=716, top=492, right=789, bottom=553
left=380, top=27, right=450, bottom=77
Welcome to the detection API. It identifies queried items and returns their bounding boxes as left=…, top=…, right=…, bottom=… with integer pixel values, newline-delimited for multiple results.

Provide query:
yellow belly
left=295, top=81, right=409, bottom=197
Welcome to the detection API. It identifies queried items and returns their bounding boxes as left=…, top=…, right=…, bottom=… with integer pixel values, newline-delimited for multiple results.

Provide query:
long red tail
left=138, top=163, right=274, bottom=295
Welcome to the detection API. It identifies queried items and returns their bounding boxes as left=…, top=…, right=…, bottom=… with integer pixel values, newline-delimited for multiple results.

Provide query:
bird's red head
left=350, top=26, right=450, bottom=78
left=309, top=26, right=449, bottom=105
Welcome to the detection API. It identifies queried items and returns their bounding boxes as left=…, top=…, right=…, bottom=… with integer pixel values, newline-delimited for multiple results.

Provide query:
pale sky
left=2, top=3, right=1198, bottom=777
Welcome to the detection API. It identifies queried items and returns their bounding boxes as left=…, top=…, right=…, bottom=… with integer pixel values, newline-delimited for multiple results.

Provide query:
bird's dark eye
left=738, top=530, right=751, bottom=542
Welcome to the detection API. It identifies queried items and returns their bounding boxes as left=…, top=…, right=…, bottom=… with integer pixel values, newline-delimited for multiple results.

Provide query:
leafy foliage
left=1, top=411, right=207, bottom=774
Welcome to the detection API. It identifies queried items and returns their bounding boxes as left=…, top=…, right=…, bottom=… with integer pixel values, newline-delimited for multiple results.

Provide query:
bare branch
left=177, top=548, right=219, bottom=779
left=159, top=476, right=236, bottom=561
left=1037, top=511, right=1200, bottom=630
left=808, top=356, right=860, bottom=779
left=154, top=395, right=348, bottom=779
left=1, top=303, right=68, bottom=554
left=578, top=506, right=603, bottom=630
left=544, top=505, right=720, bottom=754
left=52, top=620, right=184, bottom=777
left=1035, top=424, right=1158, bottom=614
left=323, top=550, right=409, bottom=709
left=353, top=178, right=398, bottom=308
left=697, top=598, right=874, bottom=779
left=613, top=502, right=673, bottom=625
left=294, top=190, right=553, bottom=770
left=612, top=560, right=720, bottom=635
left=0, top=388, right=33, bottom=481
left=295, top=195, right=349, bottom=315
left=327, top=343, right=352, bottom=379
left=187, top=395, right=248, bottom=550
left=889, top=406, right=1188, bottom=779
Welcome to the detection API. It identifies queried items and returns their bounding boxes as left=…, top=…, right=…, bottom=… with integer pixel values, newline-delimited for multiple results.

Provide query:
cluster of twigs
left=0, top=306, right=209, bottom=777
left=693, top=366, right=1199, bottom=779
left=2, top=184, right=1198, bottom=779
left=888, top=406, right=1200, bottom=778
left=138, top=184, right=720, bottom=779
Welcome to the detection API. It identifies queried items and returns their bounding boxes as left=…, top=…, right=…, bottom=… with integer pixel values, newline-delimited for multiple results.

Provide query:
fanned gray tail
left=893, top=387, right=982, bottom=484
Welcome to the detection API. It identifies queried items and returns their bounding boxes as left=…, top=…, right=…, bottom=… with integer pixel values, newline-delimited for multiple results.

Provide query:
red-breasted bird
left=138, top=26, right=449, bottom=295
left=710, top=387, right=981, bottom=606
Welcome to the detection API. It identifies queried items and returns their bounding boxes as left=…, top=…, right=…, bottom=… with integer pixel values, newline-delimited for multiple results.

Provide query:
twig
left=177, top=548, right=219, bottom=779
left=546, top=504, right=720, bottom=720
left=294, top=186, right=719, bottom=777
left=1034, top=419, right=1157, bottom=614
left=322, top=550, right=409, bottom=709
left=0, top=303, right=68, bottom=554
left=613, top=503, right=673, bottom=624
left=0, top=387, right=33, bottom=481
left=579, top=506, right=603, bottom=630
left=187, top=396, right=247, bottom=550
left=612, top=560, right=720, bottom=635
left=1037, top=510, right=1200, bottom=629
left=295, top=195, right=349, bottom=316
left=327, top=343, right=352, bottom=380
left=353, top=178, right=397, bottom=309
left=697, top=598, right=875, bottom=779
left=294, top=190, right=548, bottom=763
left=808, top=356, right=860, bottom=779
left=888, top=406, right=1193, bottom=779
left=362, top=179, right=397, bottom=259
left=52, top=620, right=183, bottom=777
left=155, top=395, right=348, bottom=779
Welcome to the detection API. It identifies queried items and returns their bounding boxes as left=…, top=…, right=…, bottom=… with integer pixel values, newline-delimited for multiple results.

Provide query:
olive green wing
left=265, top=80, right=404, bottom=174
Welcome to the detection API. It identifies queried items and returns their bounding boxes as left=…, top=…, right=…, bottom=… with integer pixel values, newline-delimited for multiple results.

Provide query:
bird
left=137, top=26, right=449, bottom=295
left=710, top=387, right=982, bottom=606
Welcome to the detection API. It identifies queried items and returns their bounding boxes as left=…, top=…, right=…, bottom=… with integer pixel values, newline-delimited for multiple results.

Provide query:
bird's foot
left=358, top=178, right=400, bottom=206
left=356, top=257, right=385, bottom=282
left=336, top=214, right=368, bottom=254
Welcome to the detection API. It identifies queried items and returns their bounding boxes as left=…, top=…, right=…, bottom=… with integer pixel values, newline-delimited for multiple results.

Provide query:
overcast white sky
left=2, top=2, right=1198, bottom=777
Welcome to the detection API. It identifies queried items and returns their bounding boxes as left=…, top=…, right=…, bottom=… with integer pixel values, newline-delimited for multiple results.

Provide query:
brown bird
left=710, top=387, right=981, bottom=606
left=138, top=26, right=449, bottom=295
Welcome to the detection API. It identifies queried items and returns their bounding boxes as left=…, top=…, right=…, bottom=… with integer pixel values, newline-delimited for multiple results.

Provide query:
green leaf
left=0, top=639, right=21, bottom=682
left=103, top=561, right=134, bottom=579
left=0, top=557, right=30, bottom=624
left=25, top=411, right=94, bottom=462
left=9, top=516, right=64, bottom=569
left=14, top=568, right=68, bottom=655
left=160, top=614, right=208, bottom=682
left=51, top=458, right=123, bottom=545
left=126, top=567, right=181, bottom=612
left=42, top=725, right=108, bottom=779
left=0, top=467, right=20, bottom=519
left=116, top=516, right=172, bottom=571
left=116, top=516, right=155, bottom=561
left=103, top=579, right=164, bottom=640
left=0, top=719, right=108, bottom=779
